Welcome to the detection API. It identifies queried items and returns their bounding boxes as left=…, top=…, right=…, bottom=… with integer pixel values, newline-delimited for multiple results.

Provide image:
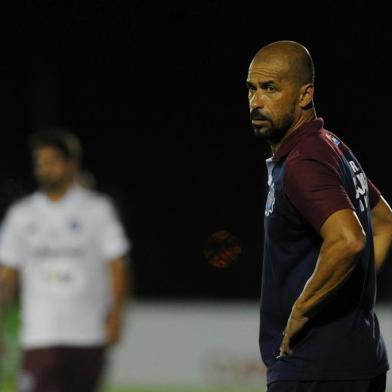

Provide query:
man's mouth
left=252, top=119, right=268, bottom=125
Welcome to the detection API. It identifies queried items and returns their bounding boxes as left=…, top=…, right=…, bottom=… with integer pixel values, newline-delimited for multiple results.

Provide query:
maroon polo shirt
left=260, top=118, right=388, bottom=383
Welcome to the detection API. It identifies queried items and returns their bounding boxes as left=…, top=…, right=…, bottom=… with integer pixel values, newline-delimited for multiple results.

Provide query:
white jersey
left=0, top=185, right=130, bottom=348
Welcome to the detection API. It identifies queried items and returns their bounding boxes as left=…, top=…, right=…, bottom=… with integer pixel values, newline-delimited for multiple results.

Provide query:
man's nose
left=249, top=90, right=264, bottom=109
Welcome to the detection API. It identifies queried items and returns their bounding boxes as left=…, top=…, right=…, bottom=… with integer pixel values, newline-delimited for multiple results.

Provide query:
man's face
left=247, top=57, right=300, bottom=144
left=33, top=146, right=76, bottom=191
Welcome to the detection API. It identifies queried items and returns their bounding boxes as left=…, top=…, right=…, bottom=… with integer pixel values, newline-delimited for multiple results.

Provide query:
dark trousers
left=19, top=346, right=106, bottom=392
left=268, top=373, right=387, bottom=392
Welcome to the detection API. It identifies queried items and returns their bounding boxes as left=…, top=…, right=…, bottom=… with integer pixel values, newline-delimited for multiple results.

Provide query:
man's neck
left=271, top=109, right=317, bottom=154
left=45, top=182, right=73, bottom=202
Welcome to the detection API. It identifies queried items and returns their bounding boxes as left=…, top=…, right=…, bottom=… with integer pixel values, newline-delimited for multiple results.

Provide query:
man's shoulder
left=7, top=193, right=38, bottom=214
left=1, top=194, right=39, bottom=227
left=287, top=128, right=347, bottom=167
left=76, top=187, right=115, bottom=213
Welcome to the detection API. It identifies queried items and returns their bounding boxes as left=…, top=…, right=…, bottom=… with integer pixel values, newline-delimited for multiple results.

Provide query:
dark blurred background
left=1, top=1, right=392, bottom=300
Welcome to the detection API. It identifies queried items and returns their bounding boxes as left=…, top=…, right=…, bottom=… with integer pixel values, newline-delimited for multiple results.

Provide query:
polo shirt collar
left=272, top=118, right=324, bottom=163
left=35, top=184, right=82, bottom=208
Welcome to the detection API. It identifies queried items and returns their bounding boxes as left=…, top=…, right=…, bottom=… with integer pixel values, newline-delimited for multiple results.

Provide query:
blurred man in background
left=0, top=129, right=130, bottom=391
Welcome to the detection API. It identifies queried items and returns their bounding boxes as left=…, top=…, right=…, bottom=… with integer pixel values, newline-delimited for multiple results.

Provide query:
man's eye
left=265, top=85, right=275, bottom=92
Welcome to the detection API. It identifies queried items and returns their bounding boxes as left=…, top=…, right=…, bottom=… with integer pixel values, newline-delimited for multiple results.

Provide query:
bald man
left=247, top=41, right=391, bottom=392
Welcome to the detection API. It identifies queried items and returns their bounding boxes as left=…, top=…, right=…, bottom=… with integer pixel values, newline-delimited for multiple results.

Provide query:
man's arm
left=106, top=256, right=128, bottom=346
left=0, top=265, right=18, bottom=326
left=371, top=196, right=392, bottom=272
left=0, top=265, right=18, bottom=359
left=279, top=209, right=365, bottom=357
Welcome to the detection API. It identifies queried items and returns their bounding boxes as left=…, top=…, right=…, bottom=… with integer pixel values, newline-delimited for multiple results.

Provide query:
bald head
left=247, top=41, right=316, bottom=147
left=252, top=41, right=314, bottom=86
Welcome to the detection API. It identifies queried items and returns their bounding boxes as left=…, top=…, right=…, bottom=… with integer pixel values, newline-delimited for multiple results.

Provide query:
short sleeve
left=368, top=179, right=381, bottom=210
left=0, top=207, right=25, bottom=268
left=96, top=198, right=130, bottom=262
left=284, top=157, right=354, bottom=232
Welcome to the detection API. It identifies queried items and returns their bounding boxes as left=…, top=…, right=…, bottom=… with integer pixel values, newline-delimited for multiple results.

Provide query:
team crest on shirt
left=265, top=183, right=275, bottom=216
left=68, top=219, right=81, bottom=232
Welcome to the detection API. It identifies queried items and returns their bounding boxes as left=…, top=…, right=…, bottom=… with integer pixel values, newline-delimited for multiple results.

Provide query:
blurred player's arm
left=0, top=264, right=18, bottom=358
left=0, top=265, right=18, bottom=326
left=370, top=196, right=392, bottom=272
left=280, top=209, right=365, bottom=356
left=106, top=256, right=129, bottom=346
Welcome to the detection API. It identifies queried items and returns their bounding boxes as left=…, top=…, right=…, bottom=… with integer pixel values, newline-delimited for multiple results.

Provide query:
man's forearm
left=279, top=209, right=367, bottom=357
left=293, top=237, right=364, bottom=317
left=106, top=257, right=127, bottom=345
left=0, top=266, right=18, bottom=326
left=109, top=257, right=127, bottom=313
left=373, top=233, right=392, bottom=272
left=370, top=196, right=392, bottom=273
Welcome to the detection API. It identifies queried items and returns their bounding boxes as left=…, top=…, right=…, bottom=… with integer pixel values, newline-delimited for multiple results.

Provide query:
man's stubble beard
left=37, top=175, right=71, bottom=193
left=253, top=114, right=294, bottom=145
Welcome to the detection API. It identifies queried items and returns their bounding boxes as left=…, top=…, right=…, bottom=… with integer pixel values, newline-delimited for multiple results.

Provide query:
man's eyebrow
left=246, top=80, right=277, bottom=89
left=260, top=80, right=276, bottom=86
left=246, top=80, right=256, bottom=88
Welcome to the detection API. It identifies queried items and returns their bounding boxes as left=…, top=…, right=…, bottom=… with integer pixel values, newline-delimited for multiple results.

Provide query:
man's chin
left=39, top=182, right=61, bottom=192
left=252, top=124, right=290, bottom=145
left=253, top=125, right=270, bottom=138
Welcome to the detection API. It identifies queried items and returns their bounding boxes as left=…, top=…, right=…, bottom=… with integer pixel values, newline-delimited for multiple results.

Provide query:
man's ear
left=299, top=84, right=314, bottom=108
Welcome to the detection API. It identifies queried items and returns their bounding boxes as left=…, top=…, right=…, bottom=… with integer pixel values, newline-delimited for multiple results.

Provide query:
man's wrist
left=291, top=301, right=309, bottom=319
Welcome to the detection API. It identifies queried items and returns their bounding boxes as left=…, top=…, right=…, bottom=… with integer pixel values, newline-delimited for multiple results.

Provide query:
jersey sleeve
left=96, top=198, right=130, bottom=262
left=0, top=206, right=25, bottom=268
left=368, top=179, right=381, bottom=210
left=284, top=157, right=354, bottom=232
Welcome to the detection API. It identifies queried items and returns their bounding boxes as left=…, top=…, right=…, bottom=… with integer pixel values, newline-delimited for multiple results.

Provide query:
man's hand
left=106, top=309, right=123, bottom=346
left=279, top=308, right=309, bottom=357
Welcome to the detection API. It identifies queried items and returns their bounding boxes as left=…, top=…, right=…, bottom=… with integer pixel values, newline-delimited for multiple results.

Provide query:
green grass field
left=1, top=384, right=391, bottom=392
left=0, top=384, right=265, bottom=392
left=103, top=388, right=264, bottom=392
left=71, top=386, right=392, bottom=392
left=0, top=378, right=265, bottom=392
left=2, top=375, right=391, bottom=392
left=101, top=389, right=384, bottom=392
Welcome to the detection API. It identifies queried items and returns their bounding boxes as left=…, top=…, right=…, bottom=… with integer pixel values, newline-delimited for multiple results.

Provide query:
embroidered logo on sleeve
left=348, top=160, right=369, bottom=212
